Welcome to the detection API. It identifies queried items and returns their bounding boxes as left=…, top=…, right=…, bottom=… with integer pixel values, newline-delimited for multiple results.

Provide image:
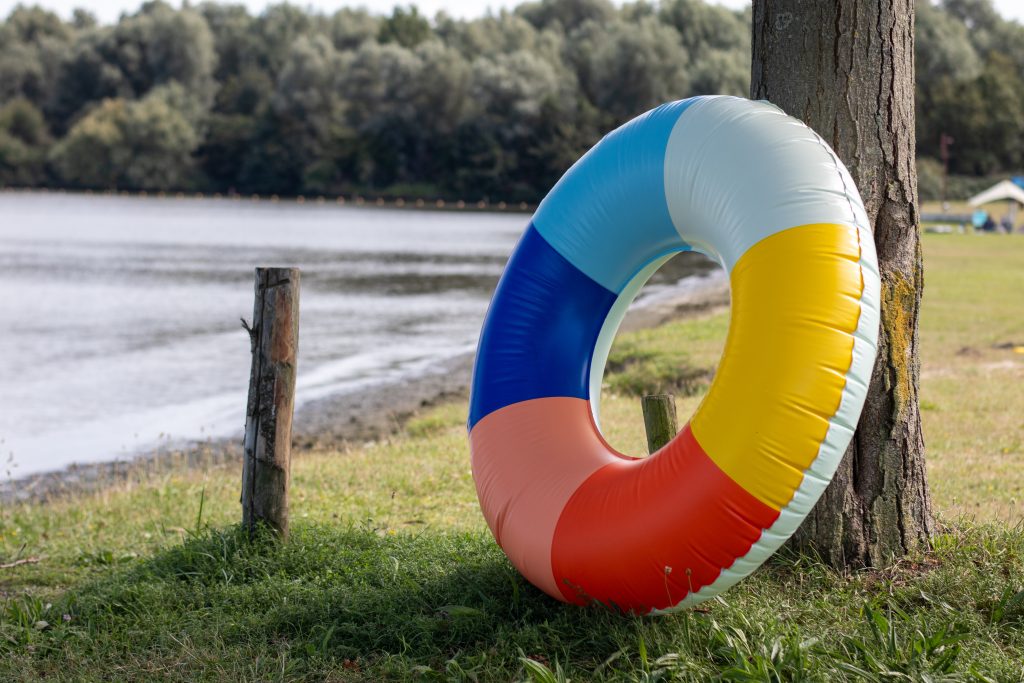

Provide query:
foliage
left=0, top=0, right=1022, bottom=197
left=377, top=5, right=431, bottom=48
left=0, top=97, right=50, bottom=185
left=49, top=85, right=200, bottom=190
left=916, top=0, right=1024, bottom=177
left=572, top=15, right=691, bottom=126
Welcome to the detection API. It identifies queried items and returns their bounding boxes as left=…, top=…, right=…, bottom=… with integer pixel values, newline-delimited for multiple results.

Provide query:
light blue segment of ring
left=531, top=98, right=705, bottom=293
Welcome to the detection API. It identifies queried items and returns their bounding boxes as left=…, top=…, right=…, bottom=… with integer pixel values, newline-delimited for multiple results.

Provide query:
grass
left=604, top=312, right=726, bottom=400
left=4, top=523, right=1023, bottom=681
left=1, top=233, right=1022, bottom=680
left=917, top=235, right=1024, bottom=522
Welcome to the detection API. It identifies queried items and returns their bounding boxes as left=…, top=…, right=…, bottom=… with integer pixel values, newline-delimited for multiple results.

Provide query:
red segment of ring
left=551, top=425, right=780, bottom=612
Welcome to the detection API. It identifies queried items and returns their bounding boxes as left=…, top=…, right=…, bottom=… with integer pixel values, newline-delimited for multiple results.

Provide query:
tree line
left=0, top=0, right=1020, bottom=202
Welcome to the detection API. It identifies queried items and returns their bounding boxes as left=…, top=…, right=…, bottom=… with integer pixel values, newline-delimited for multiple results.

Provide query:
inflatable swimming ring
left=468, top=96, right=880, bottom=613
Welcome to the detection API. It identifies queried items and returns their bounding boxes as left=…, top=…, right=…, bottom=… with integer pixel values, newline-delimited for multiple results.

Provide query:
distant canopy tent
left=968, top=179, right=1024, bottom=227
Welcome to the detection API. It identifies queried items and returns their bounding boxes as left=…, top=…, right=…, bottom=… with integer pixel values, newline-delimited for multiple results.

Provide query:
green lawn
left=1, top=234, right=1022, bottom=681
left=917, top=235, right=1024, bottom=522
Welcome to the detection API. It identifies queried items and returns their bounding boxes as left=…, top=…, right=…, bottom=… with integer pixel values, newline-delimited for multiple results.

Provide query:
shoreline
left=0, top=270, right=729, bottom=506
left=0, top=187, right=537, bottom=213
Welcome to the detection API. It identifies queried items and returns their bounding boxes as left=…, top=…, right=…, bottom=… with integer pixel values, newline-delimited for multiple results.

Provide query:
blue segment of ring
left=531, top=98, right=705, bottom=293
left=468, top=225, right=617, bottom=430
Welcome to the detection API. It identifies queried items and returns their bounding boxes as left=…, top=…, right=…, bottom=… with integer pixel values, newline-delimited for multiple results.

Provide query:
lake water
left=0, top=192, right=715, bottom=478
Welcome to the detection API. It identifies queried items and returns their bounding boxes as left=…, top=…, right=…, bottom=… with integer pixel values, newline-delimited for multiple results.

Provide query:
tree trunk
left=751, top=0, right=933, bottom=567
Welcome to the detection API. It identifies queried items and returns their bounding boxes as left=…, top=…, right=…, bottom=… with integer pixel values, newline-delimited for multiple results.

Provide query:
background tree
left=328, top=8, right=379, bottom=50
left=255, top=3, right=315, bottom=75
left=751, top=0, right=933, bottom=567
left=197, top=67, right=270, bottom=192
left=0, top=0, right=1021, bottom=200
left=198, top=3, right=260, bottom=82
left=434, top=11, right=542, bottom=59
left=571, top=16, right=690, bottom=126
left=0, top=6, right=72, bottom=107
left=377, top=5, right=430, bottom=48
left=0, top=97, right=50, bottom=185
left=108, top=2, right=216, bottom=101
left=516, top=0, right=615, bottom=33
left=267, top=34, right=349, bottom=192
left=50, top=84, right=199, bottom=190
left=927, top=52, right=1024, bottom=176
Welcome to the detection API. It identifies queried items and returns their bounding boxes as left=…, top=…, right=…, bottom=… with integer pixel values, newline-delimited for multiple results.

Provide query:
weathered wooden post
left=641, top=394, right=678, bottom=454
left=241, top=267, right=300, bottom=540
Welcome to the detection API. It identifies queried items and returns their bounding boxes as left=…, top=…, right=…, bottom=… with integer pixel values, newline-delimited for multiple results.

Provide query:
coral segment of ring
left=467, top=96, right=880, bottom=614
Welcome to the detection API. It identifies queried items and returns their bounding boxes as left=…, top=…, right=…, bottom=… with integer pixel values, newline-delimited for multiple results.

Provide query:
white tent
left=968, top=179, right=1024, bottom=206
left=968, top=180, right=1024, bottom=228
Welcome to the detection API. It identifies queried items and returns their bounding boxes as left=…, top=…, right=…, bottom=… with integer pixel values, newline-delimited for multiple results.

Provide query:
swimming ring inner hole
left=467, top=96, right=881, bottom=614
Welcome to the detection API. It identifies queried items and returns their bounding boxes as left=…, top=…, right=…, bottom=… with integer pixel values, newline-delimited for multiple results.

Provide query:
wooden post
left=241, top=267, right=300, bottom=540
left=641, top=394, right=678, bottom=455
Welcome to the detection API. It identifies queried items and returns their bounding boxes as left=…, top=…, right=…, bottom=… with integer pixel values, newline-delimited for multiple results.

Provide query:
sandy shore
left=0, top=271, right=728, bottom=505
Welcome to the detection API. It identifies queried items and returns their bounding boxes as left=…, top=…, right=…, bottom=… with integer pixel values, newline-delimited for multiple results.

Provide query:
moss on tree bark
left=751, top=0, right=933, bottom=567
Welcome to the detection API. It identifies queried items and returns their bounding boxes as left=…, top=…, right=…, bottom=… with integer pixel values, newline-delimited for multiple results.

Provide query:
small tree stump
left=242, top=267, right=300, bottom=540
left=642, top=394, right=678, bottom=454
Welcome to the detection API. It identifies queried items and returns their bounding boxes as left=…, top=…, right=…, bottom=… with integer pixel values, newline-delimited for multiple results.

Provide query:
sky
left=2, top=0, right=1023, bottom=27
left=6, top=0, right=1015, bottom=26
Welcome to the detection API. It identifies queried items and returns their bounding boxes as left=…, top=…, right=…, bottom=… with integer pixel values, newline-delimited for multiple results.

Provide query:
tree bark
left=242, top=267, right=300, bottom=540
left=751, top=0, right=933, bottom=567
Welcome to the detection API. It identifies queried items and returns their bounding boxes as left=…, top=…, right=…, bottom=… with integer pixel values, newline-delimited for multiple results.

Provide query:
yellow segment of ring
left=691, top=223, right=865, bottom=511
